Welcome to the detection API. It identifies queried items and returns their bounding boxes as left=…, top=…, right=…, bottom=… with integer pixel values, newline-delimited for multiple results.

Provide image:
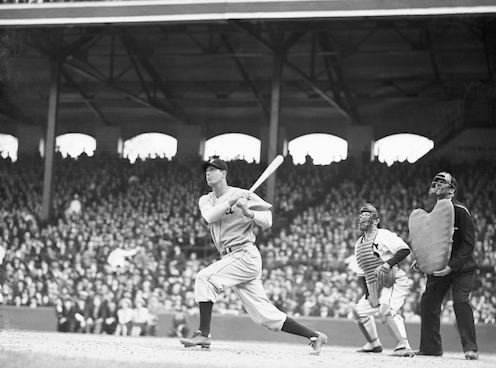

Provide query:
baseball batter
left=352, top=203, right=415, bottom=357
left=179, top=159, right=328, bottom=355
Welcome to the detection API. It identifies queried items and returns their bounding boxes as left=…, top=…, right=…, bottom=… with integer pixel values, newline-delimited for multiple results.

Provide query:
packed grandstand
left=0, top=152, right=494, bottom=336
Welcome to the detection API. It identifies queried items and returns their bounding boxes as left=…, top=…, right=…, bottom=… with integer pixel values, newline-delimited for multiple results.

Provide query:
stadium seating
left=0, top=153, right=495, bottom=336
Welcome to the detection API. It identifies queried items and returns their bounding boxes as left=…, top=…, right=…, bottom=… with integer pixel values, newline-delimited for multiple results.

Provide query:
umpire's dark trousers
left=419, top=272, right=478, bottom=354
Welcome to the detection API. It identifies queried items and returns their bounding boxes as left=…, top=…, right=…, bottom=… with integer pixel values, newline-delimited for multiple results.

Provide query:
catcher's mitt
left=374, top=264, right=395, bottom=289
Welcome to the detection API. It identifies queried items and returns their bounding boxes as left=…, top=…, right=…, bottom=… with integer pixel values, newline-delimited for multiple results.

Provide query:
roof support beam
left=424, top=29, right=449, bottom=97
left=318, top=32, right=361, bottom=124
left=61, top=69, right=109, bottom=124
left=234, top=21, right=352, bottom=122
left=266, top=44, right=283, bottom=207
left=220, top=33, right=270, bottom=120
left=41, top=58, right=60, bottom=223
left=120, top=32, right=191, bottom=124
left=63, top=61, right=181, bottom=120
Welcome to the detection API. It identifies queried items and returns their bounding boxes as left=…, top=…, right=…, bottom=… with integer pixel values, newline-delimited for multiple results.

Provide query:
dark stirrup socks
left=281, top=317, right=317, bottom=339
left=199, top=301, right=214, bottom=336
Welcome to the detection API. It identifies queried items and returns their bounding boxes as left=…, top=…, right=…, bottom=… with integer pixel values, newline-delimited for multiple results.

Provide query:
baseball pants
left=195, top=243, right=287, bottom=331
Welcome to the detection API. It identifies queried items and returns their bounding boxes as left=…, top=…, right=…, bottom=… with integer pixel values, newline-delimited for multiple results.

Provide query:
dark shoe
left=357, top=346, right=383, bottom=353
left=415, top=350, right=442, bottom=357
left=179, top=330, right=211, bottom=349
left=465, top=351, right=478, bottom=360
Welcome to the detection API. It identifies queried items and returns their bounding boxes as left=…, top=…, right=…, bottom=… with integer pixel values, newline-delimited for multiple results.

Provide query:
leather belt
left=221, top=243, right=247, bottom=257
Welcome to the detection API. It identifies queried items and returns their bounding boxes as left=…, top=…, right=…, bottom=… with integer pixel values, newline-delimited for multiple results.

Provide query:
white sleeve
left=252, top=210, right=272, bottom=229
left=381, top=229, right=409, bottom=254
left=122, top=248, right=138, bottom=257
left=199, top=195, right=231, bottom=224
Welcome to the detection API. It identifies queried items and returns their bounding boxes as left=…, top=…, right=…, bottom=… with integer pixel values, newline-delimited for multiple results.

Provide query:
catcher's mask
left=357, top=203, right=380, bottom=231
left=429, top=172, right=457, bottom=197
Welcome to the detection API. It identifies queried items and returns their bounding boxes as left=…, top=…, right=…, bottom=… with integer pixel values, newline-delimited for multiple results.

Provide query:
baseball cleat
left=357, top=346, right=383, bottom=353
left=309, top=331, right=328, bottom=356
left=392, top=347, right=415, bottom=357
left=464, top=351, right=478, bottom=360
left=179, top=330, right=211, bottom=349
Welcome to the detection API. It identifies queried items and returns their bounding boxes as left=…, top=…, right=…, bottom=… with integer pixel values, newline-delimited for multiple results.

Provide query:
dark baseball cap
left=201, top=159, right=228, bottom=172
left=432, top=171, right=458, bottom=191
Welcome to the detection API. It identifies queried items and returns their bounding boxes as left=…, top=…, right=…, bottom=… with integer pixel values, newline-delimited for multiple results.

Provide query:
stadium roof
left=1, top=0, right=496, bottom=26
left=1, top=0, right=495, bottom=144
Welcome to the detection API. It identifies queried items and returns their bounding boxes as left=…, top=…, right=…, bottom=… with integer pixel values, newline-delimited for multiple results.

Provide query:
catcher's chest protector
left=356, top=236, right=382, bottom=284
left=408, top=199, right=454, bottom=275
left=356, top=234, right=383, bottom=307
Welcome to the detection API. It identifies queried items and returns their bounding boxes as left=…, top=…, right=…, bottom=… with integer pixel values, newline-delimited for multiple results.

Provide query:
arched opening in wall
left=374, top=133, right=434, bottom=166
left=123, top=133, right=177, bottom=163
left=56, top=133, right=96, bottom=159
left=204, top=133, right=260, bottom=163
left=288, top=133, right=347, bottom=165
left=0, top=134, right=18, bottom=162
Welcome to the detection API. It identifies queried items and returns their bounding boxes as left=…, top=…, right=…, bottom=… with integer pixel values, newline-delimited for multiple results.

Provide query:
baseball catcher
left=353, top=203, right=414, bottom=357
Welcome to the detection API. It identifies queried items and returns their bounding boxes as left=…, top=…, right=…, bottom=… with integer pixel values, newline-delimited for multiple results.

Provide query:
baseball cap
left=201, top=159, right=228, bottom=172
left=432, top=171, right=458, bottom=191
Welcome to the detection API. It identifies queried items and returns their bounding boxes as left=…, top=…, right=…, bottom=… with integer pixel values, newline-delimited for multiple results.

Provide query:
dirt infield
left=1, top=330, right=495, bottom=368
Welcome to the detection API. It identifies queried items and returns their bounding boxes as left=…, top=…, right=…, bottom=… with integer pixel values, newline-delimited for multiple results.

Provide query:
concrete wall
left=1, top=306, right=495, bottom=353
left=432, top=128, right=496, bottom=163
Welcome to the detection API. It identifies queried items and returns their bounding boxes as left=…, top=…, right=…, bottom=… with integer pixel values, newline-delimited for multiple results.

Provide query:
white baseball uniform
left=195, top=186, right=287, bottom=331
left=354, top=228, right=410, bottom=319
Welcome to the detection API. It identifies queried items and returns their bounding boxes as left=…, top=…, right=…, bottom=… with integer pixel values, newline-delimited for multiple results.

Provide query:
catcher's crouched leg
left=379, top=305, right=414, bottom=357
left=352, top=306, right=382, bottom=353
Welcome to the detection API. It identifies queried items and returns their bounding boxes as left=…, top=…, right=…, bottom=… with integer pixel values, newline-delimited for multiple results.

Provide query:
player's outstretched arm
left=199, top=200, right=232, bottom=224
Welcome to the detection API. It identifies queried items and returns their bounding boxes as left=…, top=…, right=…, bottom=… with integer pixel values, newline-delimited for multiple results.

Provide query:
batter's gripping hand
left=374, top=264, right=395, bottom=289
left=235, top=197, right=249, bottom=210
left=228, top=190, right=250, bottom=207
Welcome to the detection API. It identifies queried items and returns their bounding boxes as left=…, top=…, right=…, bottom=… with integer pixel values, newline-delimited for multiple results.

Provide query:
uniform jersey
left=198, top=187, right=272, bottom=255
left=195, top=187, right=287, bottom=332
left=354, top=228, right=410, bottom=278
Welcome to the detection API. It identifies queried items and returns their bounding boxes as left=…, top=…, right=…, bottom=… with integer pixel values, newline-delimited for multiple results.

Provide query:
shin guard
left=353, top=308, right=379, bottom=344
left=380, top=307, right=405, bottom=345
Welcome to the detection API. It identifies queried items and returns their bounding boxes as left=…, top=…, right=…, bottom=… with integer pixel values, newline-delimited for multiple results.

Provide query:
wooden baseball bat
left=249, top=155, right=284, bottom=192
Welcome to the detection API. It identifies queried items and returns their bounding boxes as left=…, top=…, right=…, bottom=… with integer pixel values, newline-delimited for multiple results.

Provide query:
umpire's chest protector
left=408, top=199, right=455, bottom=275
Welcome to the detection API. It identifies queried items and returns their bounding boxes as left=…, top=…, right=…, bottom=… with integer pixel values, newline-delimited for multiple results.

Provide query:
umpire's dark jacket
left=427, top=199, right=478, bottom=274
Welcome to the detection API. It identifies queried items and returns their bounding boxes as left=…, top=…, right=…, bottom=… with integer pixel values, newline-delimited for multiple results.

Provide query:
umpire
left=416, top=172, right=478, bottom=360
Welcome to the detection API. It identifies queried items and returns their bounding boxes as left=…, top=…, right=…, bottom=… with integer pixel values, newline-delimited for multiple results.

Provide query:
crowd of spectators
left=0, top=152, right=495, bottom=338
